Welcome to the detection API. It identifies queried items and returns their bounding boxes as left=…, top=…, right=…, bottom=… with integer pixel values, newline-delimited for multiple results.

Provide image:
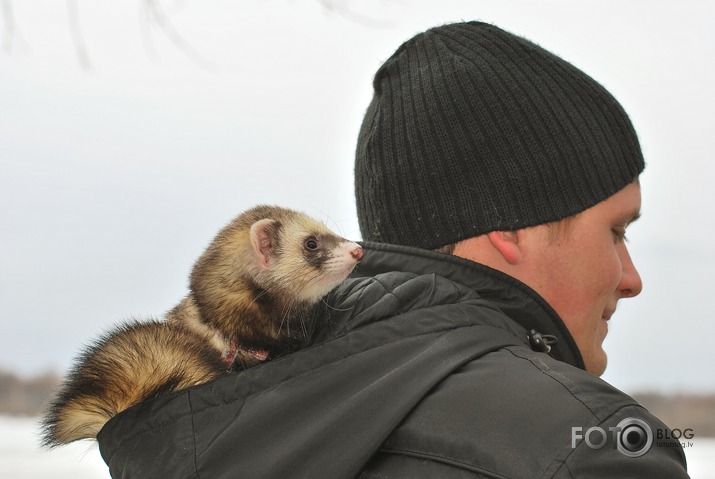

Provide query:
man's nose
left=618, top=243, right=643, bottom=298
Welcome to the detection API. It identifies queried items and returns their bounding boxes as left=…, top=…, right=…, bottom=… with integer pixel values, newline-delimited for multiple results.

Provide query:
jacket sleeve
left=555, top=404, right=690, bottom=478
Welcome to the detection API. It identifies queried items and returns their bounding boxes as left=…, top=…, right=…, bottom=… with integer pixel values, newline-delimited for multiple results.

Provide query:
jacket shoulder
left=362, top=346, right=688, bottom=478
left=314, top=271, right=524, bottom=343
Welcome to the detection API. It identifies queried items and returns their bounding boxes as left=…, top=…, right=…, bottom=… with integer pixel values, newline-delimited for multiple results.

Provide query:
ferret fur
left=41, top=205, right=362, bottom=446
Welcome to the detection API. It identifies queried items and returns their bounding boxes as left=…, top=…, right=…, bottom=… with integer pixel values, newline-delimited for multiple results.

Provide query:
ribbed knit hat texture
left=355, top=22, right=644, bottom=249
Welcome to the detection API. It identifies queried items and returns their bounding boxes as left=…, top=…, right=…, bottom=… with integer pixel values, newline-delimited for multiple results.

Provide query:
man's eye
left=612, top=229, right=628, bottom=243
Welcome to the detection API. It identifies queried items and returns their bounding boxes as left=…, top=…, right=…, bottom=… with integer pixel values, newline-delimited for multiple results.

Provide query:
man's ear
left=486, top=231, right=523, bottom=265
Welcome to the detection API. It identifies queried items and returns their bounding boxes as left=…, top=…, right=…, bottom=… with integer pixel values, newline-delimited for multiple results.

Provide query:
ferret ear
left=250, top=219, right=277, bottom=269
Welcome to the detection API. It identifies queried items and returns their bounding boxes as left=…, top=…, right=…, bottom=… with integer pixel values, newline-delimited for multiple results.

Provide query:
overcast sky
left=1, top=0, right=714, bottom=394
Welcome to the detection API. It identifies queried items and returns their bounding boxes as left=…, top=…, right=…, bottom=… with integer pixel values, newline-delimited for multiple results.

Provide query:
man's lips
left=602, top=308, right=616, bottom=322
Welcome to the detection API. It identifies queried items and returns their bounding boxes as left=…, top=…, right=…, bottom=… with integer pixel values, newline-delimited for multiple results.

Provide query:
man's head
left=355, top=22, right=644, bottom=248
left=354, top=22, right=646, bottom=375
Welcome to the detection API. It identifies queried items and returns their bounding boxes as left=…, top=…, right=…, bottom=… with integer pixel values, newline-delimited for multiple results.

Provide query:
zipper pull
left=528, top=329, right=558, bottom=354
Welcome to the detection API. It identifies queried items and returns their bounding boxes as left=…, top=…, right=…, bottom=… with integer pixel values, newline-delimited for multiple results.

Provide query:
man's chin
left=586, top=351, right=608, bottom=377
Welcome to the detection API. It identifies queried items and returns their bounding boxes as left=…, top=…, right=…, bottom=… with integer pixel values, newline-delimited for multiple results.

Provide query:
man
left=351, top=21, right=687, bottom=477
left=97, top=22, right=688, bottom=478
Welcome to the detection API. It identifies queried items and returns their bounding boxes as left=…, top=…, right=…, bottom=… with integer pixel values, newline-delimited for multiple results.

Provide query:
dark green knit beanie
left=355, top=21, right=644, bottom=249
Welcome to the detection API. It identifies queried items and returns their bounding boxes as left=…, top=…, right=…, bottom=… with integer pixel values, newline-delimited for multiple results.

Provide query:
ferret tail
left=41, top=320, right=226, bottom=447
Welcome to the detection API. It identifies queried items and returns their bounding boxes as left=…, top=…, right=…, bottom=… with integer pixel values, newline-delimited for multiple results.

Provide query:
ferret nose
left=351, top=246, right=364, bottom=261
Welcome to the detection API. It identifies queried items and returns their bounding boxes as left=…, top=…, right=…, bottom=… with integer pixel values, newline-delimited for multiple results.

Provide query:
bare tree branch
left=1, top=0, right=12, bottom=54
left=318, top=0, right=392, bottom=29
left=67, top=0, right=91, bottom=70
left=139, top=0, right=159, bottom=62
left=2, top=0, right=32, bottom=56
left=3, top=0, right=377, bottom=70
left=143, top=0, right=217, bottom=71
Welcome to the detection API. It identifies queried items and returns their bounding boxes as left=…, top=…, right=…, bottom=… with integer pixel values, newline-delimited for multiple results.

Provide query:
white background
left=1, top=1, right=714, bottom=396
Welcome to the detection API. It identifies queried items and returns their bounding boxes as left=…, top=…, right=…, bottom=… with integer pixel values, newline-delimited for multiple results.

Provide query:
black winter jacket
left=97, top=243, right=689, bottom=478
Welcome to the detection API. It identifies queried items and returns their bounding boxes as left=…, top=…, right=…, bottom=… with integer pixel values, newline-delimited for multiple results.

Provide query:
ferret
left=41, top=205, right=363, bottom=447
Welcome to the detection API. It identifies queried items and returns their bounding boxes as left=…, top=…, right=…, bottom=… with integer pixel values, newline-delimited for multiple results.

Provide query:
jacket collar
left=353, top=242, right=585, bottom=370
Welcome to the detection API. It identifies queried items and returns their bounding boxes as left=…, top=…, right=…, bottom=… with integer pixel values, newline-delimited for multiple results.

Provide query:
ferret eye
left=304, top=238, right=319, bottom=250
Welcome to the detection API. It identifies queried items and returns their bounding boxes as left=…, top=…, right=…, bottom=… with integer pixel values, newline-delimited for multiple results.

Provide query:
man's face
left=519, top=181, right=643, bottom=375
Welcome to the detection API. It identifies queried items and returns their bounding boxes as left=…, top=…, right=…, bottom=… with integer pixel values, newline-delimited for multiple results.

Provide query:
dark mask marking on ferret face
left=301, top=233, right=340, bottom=268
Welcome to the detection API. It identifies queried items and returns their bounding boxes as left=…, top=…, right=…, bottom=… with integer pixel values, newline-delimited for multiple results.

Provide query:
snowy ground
left=0, top=416, right=109, bottom=478
left=1, top=415, right=712, bottom=478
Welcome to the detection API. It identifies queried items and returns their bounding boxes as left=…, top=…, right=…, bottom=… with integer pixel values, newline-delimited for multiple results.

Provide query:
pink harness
left=224, top=340, right=269, bottom=367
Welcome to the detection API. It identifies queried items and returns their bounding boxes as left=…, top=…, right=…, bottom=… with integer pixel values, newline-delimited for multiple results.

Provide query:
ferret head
left=190, top=206, right=363, bottom=335
left=246, top=207, right=363, bottom=303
